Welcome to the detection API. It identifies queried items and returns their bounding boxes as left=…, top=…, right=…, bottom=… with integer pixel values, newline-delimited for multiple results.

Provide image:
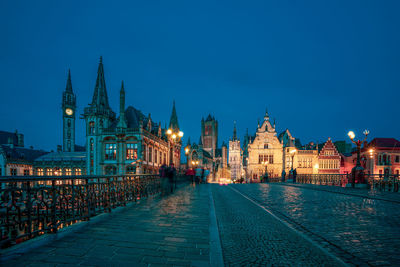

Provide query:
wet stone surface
left=231, top=183, right=400, bottom=266
left=3, top=184, right=211, bottom=267
left=212, top=185, right=341, bottom=267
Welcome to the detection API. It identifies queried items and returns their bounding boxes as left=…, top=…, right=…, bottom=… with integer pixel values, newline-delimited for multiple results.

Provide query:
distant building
left=83, top=58, right=181, bottom=175
left=363, top=138, right=400, bottom=176
left=317, top=138, right=341, bottom=174
left=33, top=57, right=182, bottom=176
left=187, top=114, right=228, bottom=182
left=0, top=130, right=47, bottom=176
left=229, top=122, right=242, bottom=181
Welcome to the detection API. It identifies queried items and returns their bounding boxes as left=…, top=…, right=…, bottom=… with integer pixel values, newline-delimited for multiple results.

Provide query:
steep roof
left=91, top=56, right=111, bottom=109
left=124, top=106, right=146, bottom=129
left=1, top=145, right=48, bottom=163
left=169, top=101, right=180, bottom=131
left=368, top=138, right=400, bottom=149
left=35, top=151, right=86, bottom=162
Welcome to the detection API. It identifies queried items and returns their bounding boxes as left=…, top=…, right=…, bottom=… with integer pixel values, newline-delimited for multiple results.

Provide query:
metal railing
left=0, top=174, right=188, bottom=249
left=365, top=174, right=400, bottom=192
left=294, top=174, right=349, bottom=187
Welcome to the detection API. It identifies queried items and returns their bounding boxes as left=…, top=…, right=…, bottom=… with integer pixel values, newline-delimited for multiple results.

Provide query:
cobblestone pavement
left=231, top=183, right=400, bottom=266
left=212, top=185, right=343, bottom=267
left=2, top=185, right=211, bottom=267
left=281, top=183, right=400, bottom=203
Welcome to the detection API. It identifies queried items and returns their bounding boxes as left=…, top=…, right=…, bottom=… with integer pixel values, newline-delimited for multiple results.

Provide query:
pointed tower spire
left=66, top=69, right=73, bottom=92
left=117, top=80, right=127, bottom=129
left=264, top=108, right=269, bottom=121
left=232, top=121, right=237, bottom=141
left=169, top=100, right=179, bottom=131
left=91, top=56, right=111, bottom=109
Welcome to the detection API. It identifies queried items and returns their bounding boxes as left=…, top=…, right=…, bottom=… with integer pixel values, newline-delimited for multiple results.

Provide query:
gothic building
left=34, top=57, right=181, bottom=176
left=229, top=122, right=242, bottom=181
left=187, top=114, right=228, bottom=182
left=245, top=109, right=318, bottom=181
left=83, top=58, right=181, bottom=175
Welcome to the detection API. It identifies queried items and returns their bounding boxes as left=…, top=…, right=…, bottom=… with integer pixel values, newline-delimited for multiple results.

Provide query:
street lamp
left=185, top=145, right=190, bottom=168
left=347, top=129, right=369, bottom=187
left=166, top=128, right=184, bottom=165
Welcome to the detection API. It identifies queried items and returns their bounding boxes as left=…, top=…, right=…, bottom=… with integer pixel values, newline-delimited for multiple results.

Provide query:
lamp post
left=348, top=130, right=369, bottom=187
left=261, top=161, right=268, bottom=183
left=185, top=145, right=190, bottom=168
left=290, top=149, right=297, bottom=171
left=166, top=128, right=183, bottom=166
left=368, top=148, right=375, bottom=175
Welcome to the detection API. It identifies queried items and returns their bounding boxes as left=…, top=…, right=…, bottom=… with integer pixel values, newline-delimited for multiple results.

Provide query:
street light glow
left=290, top=149, right=296, bottom=154
left=172, top=134, right=176, bottom=139
left=178, top=131, right=183, bottom=137
left=167, top=129, right=172, bottom=135
left=348, top=131, right=355, bottom=140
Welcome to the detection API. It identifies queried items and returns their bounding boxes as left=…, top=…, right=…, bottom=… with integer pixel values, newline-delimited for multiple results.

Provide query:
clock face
left=65, top=108, right=73, bottom=116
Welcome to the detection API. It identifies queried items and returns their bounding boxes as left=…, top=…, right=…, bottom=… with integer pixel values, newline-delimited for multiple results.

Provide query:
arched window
left=37, top=168, right=44, bottom=176
left=89, top=121, right=95, bottom=134
left=65, top=168, right=72, bottom=176
left=54, top=168, right=62, bottom=176
left=68, top=119, right=71, bottom=127
left=46, top=168, right=53, bottom=176
left=264, top=144, right=269, bottom=149
left=105, top=143, right=117, bottom=160
left=75, top=168, right=82, bottom=176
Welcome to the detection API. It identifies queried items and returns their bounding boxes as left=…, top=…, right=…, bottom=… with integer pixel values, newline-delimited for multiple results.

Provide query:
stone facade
left=229, top=122, right=242, bottom=181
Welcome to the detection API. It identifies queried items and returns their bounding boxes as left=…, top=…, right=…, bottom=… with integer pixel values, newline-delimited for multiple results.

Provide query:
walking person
left=195, top=166, right=202, bottom=184
left=281, top=170, right=286, bottom=182
left=167, top=163, right=176, bottom=193
left=293, top=168, right=297, bottom=183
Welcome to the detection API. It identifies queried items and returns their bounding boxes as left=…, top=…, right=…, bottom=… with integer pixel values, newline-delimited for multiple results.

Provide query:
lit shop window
left=126, top=143, right=138, bottom=160
left=105, top=143, right=117, bottom=160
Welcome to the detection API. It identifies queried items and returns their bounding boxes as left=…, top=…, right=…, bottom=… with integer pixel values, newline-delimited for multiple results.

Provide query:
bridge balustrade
left=0, top=174, right=187, bottom=249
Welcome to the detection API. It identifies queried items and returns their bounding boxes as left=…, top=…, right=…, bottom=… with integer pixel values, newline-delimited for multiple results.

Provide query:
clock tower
left=62, top=69, right=76, bottom=152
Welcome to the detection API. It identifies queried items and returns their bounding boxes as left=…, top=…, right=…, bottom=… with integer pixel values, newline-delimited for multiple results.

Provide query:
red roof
left=368, top=138, right=400, bottom=149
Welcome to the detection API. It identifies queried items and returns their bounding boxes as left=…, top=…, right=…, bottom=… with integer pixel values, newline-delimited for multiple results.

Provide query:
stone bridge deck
left=2, top=183, right=400, bottom=266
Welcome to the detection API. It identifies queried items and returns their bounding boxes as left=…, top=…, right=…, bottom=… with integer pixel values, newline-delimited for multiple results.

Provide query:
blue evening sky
left=0, top=0, right=399, bottom=151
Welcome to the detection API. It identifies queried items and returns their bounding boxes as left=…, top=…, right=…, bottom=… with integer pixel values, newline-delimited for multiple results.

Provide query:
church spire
left=169, top=100, right=179, bottom=131
left=117, top=81, right=127, bottom=129
left=91, top=56, right=110, bottom=109
left=66, top=69, right=73, bottom=92
left=232, top=121, right=237, bottom=141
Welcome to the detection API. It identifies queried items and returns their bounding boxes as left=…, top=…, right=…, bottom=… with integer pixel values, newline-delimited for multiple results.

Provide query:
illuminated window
left=65, top=168, right=72, bottom=176
left=75, top=168, right=82, bottom=175
left=54, top=168, right=62, bottom=176
left=37, top=168, right=44, bottom=176
left=46, top=168, right=53, bottom=176
left=105, top=143, right=117, bottom=160
left=126, top=143, right=138, bottom=160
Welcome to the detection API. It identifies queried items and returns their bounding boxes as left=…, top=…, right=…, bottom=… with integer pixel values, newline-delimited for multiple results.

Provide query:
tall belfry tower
left=83, top=57, right=116, bottom=174
left=62, top=70, right=76, bottom=152
left=201, top=114, right=218, bottom=158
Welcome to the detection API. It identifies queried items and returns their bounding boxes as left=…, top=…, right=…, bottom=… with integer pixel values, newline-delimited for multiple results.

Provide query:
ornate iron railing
left=0, top=174, right=188, bottom=248
left=294, top=174, right=350, bottom=186
left=365, top=174, right=400, bottom=192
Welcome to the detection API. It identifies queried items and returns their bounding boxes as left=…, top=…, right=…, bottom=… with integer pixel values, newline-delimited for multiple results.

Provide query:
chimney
left=17, top=133, right=24, bottom=147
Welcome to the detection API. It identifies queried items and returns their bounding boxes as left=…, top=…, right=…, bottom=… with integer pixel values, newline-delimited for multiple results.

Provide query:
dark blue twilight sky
left=0, top=1, right=399, bottom=151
